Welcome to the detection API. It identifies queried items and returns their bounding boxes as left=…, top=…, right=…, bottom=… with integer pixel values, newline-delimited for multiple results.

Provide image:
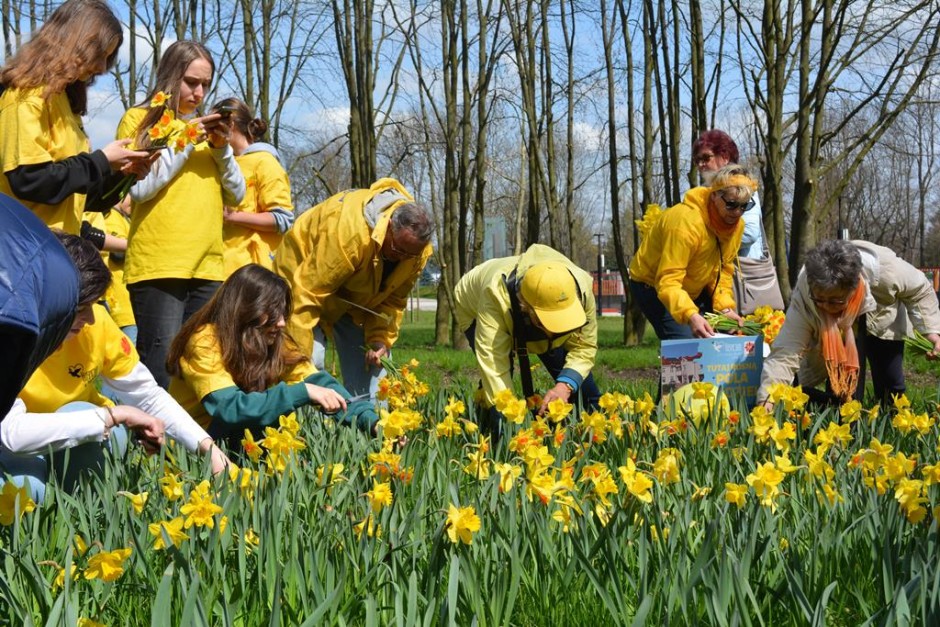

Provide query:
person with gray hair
left=273, top=178, right=433, bottom=400
left=758, top=239, right=940, bottom=407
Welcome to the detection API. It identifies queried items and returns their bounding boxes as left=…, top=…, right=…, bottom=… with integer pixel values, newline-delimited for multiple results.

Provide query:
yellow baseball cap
left=520, top=262, right=586, bottom=334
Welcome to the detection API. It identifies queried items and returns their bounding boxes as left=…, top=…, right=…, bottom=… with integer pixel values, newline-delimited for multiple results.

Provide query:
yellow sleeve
left=0, top=89, right=53, bottom=171
left=713, top=241, right=741, bottom=313
left=473, top=297, right=516, bottom=406
left=655, top=223, right=701, bottom=325
left=256, top=156, right=293, bottom=212
left=96, top=305, right=140, bottom=379
left=179, top=327, right=238, bottom=400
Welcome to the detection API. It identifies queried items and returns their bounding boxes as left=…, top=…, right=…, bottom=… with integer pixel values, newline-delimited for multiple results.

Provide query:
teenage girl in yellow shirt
left=116, top=41, right=245, bottom=389
left=167, top=264, right=379, bottom=444
left=211, top=98, right=295, bottom=276
left=0, top=0, right=151, bottom=234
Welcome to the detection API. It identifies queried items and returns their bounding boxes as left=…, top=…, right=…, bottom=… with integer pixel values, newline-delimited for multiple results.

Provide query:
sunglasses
left=720, top=195, right=751, bottom=212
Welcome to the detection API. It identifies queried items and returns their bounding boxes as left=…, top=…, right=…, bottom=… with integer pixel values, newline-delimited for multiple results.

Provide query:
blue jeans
left=0, top=401, right=128, bottom=502
left=312, top=314, right=386, bottom=399
left=129, top=278, right=220, bottom=389
left=629, top=279, right=713, bottom=340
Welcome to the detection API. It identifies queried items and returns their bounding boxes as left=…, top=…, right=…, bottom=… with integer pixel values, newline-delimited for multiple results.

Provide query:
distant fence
left=592, top=271, right=625, bottom=316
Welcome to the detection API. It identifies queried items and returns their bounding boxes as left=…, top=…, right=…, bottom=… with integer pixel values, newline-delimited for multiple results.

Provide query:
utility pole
left=594, top=233, right=604, bottom=316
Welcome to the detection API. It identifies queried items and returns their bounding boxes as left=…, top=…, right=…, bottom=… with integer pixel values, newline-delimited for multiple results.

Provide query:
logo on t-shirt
left=121, top=336, right=132, bottom=356
left=67, top=363, right=99, bottom=384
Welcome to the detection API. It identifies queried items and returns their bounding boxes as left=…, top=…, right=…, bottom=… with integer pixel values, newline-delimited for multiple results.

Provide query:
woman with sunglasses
left=692, top=130, right=763, bottom=259
left=757, top=239, right=940, bottom=408
left=628, top=164, right=758, bottom=339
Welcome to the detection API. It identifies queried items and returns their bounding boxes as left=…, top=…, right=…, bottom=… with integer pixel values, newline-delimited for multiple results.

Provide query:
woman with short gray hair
left=757, top=239, right=940, bottom=407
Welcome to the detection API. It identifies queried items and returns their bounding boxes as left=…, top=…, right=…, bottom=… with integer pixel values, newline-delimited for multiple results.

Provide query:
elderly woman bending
left=629, top=164, right=758, bottom=339
left=757, top=239, right=940, bottom=407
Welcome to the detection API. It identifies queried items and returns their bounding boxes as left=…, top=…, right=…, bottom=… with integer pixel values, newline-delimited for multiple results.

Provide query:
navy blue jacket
left=0, top=194, right=79, bottom=416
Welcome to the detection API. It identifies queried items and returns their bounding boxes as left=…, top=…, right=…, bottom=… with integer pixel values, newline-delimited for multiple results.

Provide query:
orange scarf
left=706, top=201, right=739, bottom=238
left=819, top=279, right=866, bottom=401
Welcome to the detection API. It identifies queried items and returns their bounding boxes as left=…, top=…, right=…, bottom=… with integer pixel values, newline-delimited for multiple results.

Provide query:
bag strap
left=503, top=270, right=536, bottom=400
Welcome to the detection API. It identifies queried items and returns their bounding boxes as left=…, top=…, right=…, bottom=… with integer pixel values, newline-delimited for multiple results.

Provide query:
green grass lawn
left=379, top=311, right=940, bottom=404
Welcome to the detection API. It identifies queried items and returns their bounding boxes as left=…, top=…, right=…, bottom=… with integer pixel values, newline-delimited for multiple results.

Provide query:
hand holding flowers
left=106, top=91, right=225, bottom=200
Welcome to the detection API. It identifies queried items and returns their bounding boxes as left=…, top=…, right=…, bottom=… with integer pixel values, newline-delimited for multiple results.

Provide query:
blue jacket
left=0, top=194, right=79, bottom=415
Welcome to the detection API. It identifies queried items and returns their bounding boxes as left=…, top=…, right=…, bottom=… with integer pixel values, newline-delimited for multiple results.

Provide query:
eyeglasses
left=694, top=152, right=715, bottom=165
left=720, top=195, right=751, bottom=212
left=810, top=294, right=849, bottom=307
left=386, top=230, right=422, bottom=260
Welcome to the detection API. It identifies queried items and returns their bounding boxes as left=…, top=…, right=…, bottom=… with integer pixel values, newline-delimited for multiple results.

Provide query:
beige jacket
left=757, top=240, right=940, bottom=402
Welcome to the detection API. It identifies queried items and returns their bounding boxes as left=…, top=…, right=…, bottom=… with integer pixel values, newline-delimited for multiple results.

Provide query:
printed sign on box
left=660, top=335, right=763, bottom=406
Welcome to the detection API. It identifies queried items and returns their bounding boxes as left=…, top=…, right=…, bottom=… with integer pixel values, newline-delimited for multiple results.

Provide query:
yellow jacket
left=273, top=178, right=432, bottom=356
left=628, top=187, right=743, bottom=324
left=454, top=244, right=597, bottom=405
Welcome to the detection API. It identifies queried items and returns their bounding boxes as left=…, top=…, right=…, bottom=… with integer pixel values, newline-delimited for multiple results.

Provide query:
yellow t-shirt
left=82, top=209, right=136, bottom=328
left=0, top=87, right=90, bottom=234
left=223, top=150, right=293, bottom=275
left=169, top=324, right=315, bottom=429
left=116, top=107, right=226, bottom=284
left=20, top=304, right=138, bottom=412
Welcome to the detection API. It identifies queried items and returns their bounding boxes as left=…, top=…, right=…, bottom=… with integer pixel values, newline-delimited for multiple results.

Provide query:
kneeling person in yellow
left=0, top=233, right=229, bottom=502
left=628, top=164, right=756, bottom=339
left=273, top=178, right=433, bottom=400
left=454, top=244, right=600, bottom=435
left=168, top=265, right=380, bottom=444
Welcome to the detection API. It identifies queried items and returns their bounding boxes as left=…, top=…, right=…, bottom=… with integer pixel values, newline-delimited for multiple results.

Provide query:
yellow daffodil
left=52, top=564, right=78, bottom=590
left=158, top=472, right=184, bottom=501
left=118, top=491, right=148, bottom=515
left=445, top=503, right=481, bottom=545
left=463, top=449, right=491, bottom=480
left=84, top=547, right=132, bottom=582
left=746, top=461, right=785, bottom=509
left=148, top=517, right=188, bottom=550
left=0, top=481, right=36, bottom=526
left=150, top=91, right=171, bottom=107
left=354, top=515, right=381, bottom=538
left=725, top=483, right=749, bottom=509
left=179, top=480, right=223, bottom=529
left=365, top=480, right=393, bottom=513
left=494, top=462, right=522, bottom=493
left=244, top=528, right=260, bottom=552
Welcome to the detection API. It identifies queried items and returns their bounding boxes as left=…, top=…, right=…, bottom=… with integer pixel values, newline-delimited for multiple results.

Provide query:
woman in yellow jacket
left=0, top=0, right=150, bottom=234
left=116, top=41, right=245, bottom=389
left=211, top=98, right=294, bottom=276
left=628, top=164, right=757, bottom=339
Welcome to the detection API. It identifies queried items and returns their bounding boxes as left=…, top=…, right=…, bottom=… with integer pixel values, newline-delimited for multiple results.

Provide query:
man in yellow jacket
left=455, top=244, right=599, bottom=432
left=273, top=178, right=433, bottom=398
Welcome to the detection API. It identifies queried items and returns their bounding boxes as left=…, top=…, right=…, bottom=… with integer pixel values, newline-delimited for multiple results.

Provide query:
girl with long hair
left=0, top=0, right=151, bottom=234
left=168, top=265, right=378, bottom=441
left=116, top=41, right=245, bottom=389
left=209, top=97, right=294, bottom=275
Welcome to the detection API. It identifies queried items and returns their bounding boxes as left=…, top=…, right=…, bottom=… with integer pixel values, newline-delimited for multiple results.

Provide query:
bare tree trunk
left=616, top=0, right=648, bottom=346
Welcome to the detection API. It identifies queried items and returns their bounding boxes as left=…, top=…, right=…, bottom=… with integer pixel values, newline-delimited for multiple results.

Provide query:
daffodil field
left=3, top=361, right=940, bottom=625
